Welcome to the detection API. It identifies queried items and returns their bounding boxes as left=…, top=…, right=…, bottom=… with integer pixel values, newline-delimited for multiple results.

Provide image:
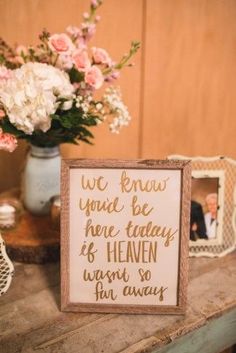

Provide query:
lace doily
left=0, top=232, right=14, bottom=296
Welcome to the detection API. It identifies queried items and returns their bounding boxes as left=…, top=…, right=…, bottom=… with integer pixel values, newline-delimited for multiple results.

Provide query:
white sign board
left=61, top=159, right=191, bottom=314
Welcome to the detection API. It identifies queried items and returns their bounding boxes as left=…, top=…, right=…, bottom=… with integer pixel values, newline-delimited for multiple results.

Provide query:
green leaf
left=68, top=67, right=84, bottom=83
left=0, top=118, right=25, bottom=137
left=77, top=126, right=94, bottom=138
left=82, top=115, right=99, bottom=126
left=78, top=136, right=93, bottom=145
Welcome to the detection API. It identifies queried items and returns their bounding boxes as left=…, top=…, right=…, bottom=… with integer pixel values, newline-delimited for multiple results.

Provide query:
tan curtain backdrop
left=0, top=0, right=236, bottom=192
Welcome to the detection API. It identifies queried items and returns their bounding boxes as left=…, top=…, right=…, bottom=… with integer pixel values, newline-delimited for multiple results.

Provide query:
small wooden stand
left=0, top=189, right=60, bottom=264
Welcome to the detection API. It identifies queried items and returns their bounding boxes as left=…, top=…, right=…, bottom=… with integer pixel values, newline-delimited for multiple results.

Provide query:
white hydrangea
left=0, top=62, right=74, bottom=134
left=103, top=87, right=131, bottom=134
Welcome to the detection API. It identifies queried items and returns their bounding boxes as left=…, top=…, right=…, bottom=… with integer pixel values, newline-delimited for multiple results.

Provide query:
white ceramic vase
left=23, top=144, right=61, bottom=215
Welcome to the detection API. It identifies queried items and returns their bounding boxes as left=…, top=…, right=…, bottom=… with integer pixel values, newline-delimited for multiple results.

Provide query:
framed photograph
left=169, top=155, right=236, bottom=257
left=61, top=159, right=191, bottom=314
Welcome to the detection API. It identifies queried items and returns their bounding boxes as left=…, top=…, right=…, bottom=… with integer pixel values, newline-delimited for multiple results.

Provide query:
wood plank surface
left=0, top=252, right=235, bottom=353
left=152, top=309, right=236, bottom=353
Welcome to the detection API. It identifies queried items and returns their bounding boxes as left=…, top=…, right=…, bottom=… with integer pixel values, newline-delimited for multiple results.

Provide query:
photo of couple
left=190, top=177, right=219, bottom=241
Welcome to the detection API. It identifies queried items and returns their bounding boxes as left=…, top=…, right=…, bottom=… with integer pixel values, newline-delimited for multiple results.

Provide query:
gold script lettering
left=123, top=285, right=167, bottom=302
left=131, top=195, right=153, bottom=216
left=85, top=218, right=120, bottom=238
left=138, top=268, right=152, bottom=282
left=107, top=241, right=158, bottom=263
left=79, top=197, right=124, bottom=217
left=83, top=267, right=130, bottom=283
left=94, top=281, right=117, bottom=301
left=125, top=220, right=177, bottom=247
left=81, top=175, right=108, bottom=191
left=120, top=170, right=169, bottom=193
left=79, top=241, right=97, bottom=263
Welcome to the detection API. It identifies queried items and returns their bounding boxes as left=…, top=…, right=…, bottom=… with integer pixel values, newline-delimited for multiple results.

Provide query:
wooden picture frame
left=169, top=155, right=236, bottom=257
left=61, top=159, right=191, bottom=314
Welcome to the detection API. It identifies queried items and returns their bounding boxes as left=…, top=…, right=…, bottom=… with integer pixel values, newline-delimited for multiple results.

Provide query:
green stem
left=103, top=41, right=140, bottom=76
left=53, top=53, right=59, bottom=66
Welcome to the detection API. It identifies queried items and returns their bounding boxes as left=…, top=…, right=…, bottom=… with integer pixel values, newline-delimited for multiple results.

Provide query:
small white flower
left=62, top=100, right=73, bottom=111
left=102, top=87, right=131, bottom=133
left=96, top=103, right=103, bottom=111
left=96, top=118, right=102, bottom=124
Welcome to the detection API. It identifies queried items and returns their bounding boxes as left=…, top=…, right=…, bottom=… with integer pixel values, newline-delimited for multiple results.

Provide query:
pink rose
left=92, top=47, right=112, bottom=66
left=104, top=71, right=120, bottom=82
left=75, top=38, right=87, bottom=50
left=0, top=129, right=18, bottom=153
left=0, top=66, right=12, bottom=81
left=15, top=56, right=25, bottom=65
left=57, top=54, right=74, bottom=70
left=48, top=33, right=75, bottom=54
left=73, top=82, right=80, bottom=90
left=66, top=25, right=80, bottom=38
left=16, top=45, right=28, bottom=56
left=83, top=12, right=90, bottom=20
left=81, top=23, right=96, bottom=42
left=91, top=0, right=98, bottom=8
left=85, top=66, right=104, bottom=89
left=73, top=50, right=91, bottom=72
left=15, top=46, right=28, bottom=64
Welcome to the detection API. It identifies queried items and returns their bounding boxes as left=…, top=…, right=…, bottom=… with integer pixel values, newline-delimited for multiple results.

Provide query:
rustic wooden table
left=0, top=253, right=235, bottom=353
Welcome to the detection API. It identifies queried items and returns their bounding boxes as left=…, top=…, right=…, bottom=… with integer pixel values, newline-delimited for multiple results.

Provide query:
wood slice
left=0, top=189, right=60, bottom=264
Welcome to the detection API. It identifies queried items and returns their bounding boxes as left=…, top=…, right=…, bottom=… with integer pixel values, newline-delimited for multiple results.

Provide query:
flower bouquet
left=0, top=0, right=140, bottom=214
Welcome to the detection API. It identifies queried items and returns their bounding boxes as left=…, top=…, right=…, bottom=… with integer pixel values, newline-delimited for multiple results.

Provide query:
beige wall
left=0, top=0, right=236, bottom=192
